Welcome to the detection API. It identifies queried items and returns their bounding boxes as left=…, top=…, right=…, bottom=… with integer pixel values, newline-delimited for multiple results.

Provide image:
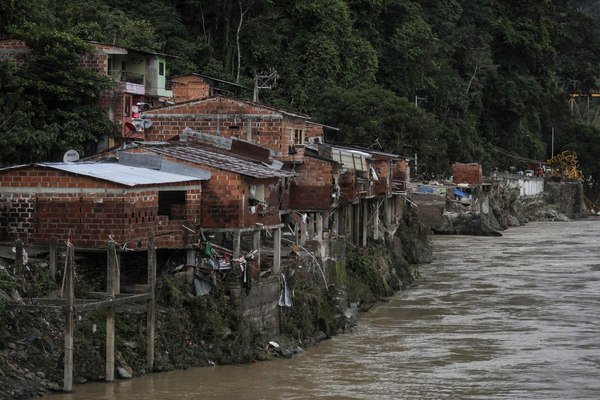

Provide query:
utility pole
left=253, top=70, right=278, bottom=103
left=551, top=127, right=555, bottom=158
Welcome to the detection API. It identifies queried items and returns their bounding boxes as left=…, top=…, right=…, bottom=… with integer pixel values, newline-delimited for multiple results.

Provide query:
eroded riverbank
left=45, top=218, right=600, bottom=399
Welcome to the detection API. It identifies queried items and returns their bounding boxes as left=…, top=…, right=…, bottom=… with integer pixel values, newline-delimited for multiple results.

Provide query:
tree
left=315, top=85, right=448, bottom=175
left=2, top=23, right=115, bottom=162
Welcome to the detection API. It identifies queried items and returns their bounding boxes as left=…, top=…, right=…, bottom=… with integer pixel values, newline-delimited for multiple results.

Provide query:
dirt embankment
left=433, top=180, right=590, bottom=236
left=0, top=208, right=431, bottom=400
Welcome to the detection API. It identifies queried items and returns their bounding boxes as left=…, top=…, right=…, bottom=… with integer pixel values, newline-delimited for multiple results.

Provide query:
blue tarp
left=454, top=187, right=467, bottom=198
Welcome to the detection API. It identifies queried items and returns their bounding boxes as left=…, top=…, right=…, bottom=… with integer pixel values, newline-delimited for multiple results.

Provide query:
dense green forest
left=1, top=0, right=599, bottom=199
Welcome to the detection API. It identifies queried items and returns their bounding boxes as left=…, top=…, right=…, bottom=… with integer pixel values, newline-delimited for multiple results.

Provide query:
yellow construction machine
left=546, top=150, right=583, bottom=180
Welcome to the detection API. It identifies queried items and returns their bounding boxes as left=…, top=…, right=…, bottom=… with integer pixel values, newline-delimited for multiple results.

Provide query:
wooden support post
left=186, top=250, right=195, bottom=285
left=362, top=200, right=368, bottom=247
left=307, top=213, right=315, bottom=239
left=106, top=240, right=116, bottom=382
left=373, top=200, right=380, bottom=240
left=63, top=244, right=75, bottom=392
left=233, top=231, right=241, bottom=258
left=49, top=238, right=57, bottom=282
left=273, top=228, right=281, bottom=275
left=252, top=229, right=261, bottom=269
left=146, top=236, right=156, bottom=372
left=345, top=205, right=352, bottom=241
left=15, top=239, right=23, bottom=277
left=385, top=198, right=393, bottom=229
left=316, top=213, right=323, bottom=243
left=299, top=216, right=307, bottom=246
left=353, top=203, right=360, bottom=245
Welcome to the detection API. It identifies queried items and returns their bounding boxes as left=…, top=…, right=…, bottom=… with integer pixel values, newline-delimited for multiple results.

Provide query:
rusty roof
left=136, top=142, right=296, bottom=179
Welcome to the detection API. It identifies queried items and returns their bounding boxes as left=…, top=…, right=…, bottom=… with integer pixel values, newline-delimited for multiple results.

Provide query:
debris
left=278, top=273, right=292, bottom=307
left=268, top=341, right=280, bottom=348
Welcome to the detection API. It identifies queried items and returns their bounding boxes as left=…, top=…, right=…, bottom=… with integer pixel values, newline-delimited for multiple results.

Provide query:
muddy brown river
left=47, top=219, right=600, bottom=399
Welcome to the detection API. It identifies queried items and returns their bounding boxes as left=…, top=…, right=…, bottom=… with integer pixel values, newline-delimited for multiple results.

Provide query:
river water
left=48, top=219, right=600, bottom=400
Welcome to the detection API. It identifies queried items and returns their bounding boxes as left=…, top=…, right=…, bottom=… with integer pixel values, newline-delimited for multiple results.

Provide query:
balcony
left=109, top=70, right=145, bottom=95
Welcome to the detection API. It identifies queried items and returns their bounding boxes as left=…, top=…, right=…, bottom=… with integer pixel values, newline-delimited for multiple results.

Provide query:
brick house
left=116, top=139, right=294, bottom=268
left=140, top=94, right=331, bottom=163
left=452, top=163, right=483, bottom=186
left=0, top=39, right=174, bottom=146
left=0, top=162, right=207, bottom=249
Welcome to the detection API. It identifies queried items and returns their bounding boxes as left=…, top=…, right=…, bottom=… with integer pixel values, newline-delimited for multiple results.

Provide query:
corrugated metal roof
left=138, top=143, right=296, bottom=179
left=117, top=151, right=211, bottom=180
left=36, top=162, right=201, bottom=187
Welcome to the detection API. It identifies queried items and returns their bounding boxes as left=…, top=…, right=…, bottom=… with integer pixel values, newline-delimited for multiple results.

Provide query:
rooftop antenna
left=253, top=69, right=278, bottom=103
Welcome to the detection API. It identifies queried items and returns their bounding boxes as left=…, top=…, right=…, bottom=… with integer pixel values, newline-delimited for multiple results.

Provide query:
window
left=107, top=56, right=112, bottom=74
left=158, top=191, right=186, bottom=219
left=248, top=184, right=265, bottom=204
left=124, top=95, right=132, bottom=117
left=159, top=62, right=165, bottom=76
left=290, top=128, right=304, bottom=145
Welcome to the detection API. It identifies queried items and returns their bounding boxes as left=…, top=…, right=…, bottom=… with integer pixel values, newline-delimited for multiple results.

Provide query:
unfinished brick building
left=0, top=39, right=174, bottom=146
left=452, top=163, right=483, bottom=186
left=0, top=163, right=206, bottom=249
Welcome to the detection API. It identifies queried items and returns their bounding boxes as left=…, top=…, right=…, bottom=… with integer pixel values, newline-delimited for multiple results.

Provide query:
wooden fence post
left=146, top=236, right=156, bottom=372
left=49, top=238, right=57, bottom=281
left=15, top=239, right=23, bottom=277
left=63, top=244, right=75, bottom=392
left=106, top=240, right=116, bottom=382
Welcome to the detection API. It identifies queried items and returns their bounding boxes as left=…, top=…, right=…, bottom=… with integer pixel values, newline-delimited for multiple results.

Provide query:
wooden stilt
left=273, top=228, right=281, bottom=275
left=49, top=238, right=57, bottom=281
left=233, top=231, right=241, bottom=258
left=106, top=241, right=116, bottom=382
left=362, top=200, right=368, bottom=247
left=15, top=239, right=23, bottom=277
left=146, top=236, right=156, bottom=372
left=63, top=244, right=75, bottom=392
left=252, top=229, right=261, bottom=268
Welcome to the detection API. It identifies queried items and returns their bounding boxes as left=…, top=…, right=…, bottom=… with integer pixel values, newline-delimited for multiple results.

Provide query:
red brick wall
left=199, top=168, right=282, bottom=229
left=171, top=75, right=212, bottom=103
left=0, top=39, right=28, bottom=61
left=0, top=193, right=35, bottom=242
left=0, top=168, right=202, bottom=248
left=339, top=171, right=357, bottom=202
left=452, top=163, right=483, bottom=186
left=372, top=159, right=391, bottom=197
left=142, top=97, right=324, bottom=162
left=289, top=156, right=333, bottom=210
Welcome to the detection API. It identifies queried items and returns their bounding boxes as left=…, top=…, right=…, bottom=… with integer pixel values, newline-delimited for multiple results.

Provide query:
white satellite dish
left=63, top=149, right=80, bottom=163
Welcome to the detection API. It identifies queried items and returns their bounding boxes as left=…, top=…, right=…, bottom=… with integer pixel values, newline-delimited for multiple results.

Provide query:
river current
left=48, top=219, right=600, bottom=399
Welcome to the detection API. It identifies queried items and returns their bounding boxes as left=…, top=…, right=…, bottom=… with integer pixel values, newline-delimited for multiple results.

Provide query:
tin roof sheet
left=138, top=143, right=296, bottom=179
left=36, top=162, right=201, bottom=186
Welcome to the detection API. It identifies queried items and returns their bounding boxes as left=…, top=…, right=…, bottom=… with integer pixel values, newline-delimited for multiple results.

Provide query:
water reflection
left=47, top=219, right=600, bottom=399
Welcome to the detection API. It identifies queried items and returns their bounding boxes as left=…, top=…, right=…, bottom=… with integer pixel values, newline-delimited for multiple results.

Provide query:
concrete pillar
left=362, top=200, right=368, bottom=247
left=385, top=197, right=393, bottom=229
left=233, top=230, right=241, bottom=258
left=186, top=249, right=195, bottom=284
left=345, top=204, right=353, bottom=241
left=307, top=213, right=315, bottom=239
left=353, top=203, right=360, bottom=245
left=299, top=216, right=308, bottom=246
left=106, top=241, right=117, bottom=382
left=146, top=236, right=156, bottom=372
left=373, top=200, right=380, bottom=240
left=316, top=212, right=323, bottom=243
left=273, top=227, right=281, bottom=275
left=332, top=209, right=339, bottom=236
left=253, top=229, right=261, bottom=268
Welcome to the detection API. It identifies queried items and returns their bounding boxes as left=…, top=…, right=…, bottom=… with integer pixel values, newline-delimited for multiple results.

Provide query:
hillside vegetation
left=0, top=0, right=599, bottom=201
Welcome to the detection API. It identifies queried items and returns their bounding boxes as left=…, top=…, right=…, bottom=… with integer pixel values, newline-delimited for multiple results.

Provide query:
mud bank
left=422, top=180, right=590, bottom=236
left=0, top=208, right=430, bottom=400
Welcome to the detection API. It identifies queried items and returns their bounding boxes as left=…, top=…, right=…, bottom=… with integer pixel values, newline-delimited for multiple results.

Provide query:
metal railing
left=108, top=70, right=144, bottom=85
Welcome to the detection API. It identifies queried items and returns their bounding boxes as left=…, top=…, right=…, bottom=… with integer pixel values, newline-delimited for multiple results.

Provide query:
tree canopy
left=0, top=0, right=599, bottom=198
